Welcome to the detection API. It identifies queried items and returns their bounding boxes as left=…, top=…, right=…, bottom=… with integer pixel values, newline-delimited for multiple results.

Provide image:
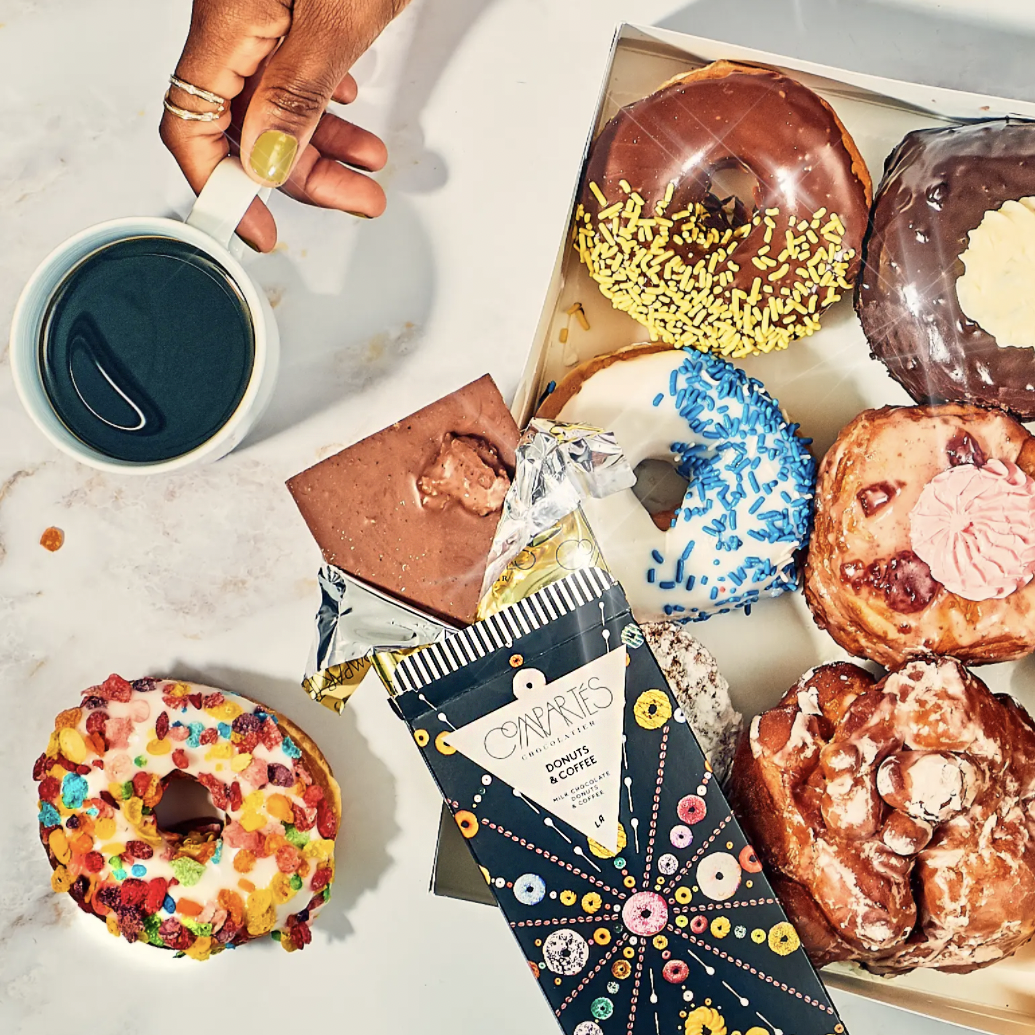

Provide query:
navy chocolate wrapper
left=392, top=568, right=846, bottom=1035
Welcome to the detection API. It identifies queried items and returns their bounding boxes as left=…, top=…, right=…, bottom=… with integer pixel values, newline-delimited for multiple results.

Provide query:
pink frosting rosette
left=909, top=459, right=1035, bottom=601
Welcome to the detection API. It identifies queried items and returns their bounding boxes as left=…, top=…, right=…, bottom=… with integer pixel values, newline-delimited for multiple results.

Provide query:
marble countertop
left=4, top=1, right=1035, bottom=1032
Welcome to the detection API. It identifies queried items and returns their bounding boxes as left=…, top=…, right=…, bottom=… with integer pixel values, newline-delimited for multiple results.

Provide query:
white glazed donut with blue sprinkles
left=539, top=344, right=815, bottom=621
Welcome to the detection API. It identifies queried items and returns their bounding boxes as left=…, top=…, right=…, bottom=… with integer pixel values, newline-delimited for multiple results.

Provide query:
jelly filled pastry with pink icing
left=804, top=402, right=1035, bottom=667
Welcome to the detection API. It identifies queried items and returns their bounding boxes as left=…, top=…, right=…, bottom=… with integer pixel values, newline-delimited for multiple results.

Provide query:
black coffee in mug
left=39, top=236, right=255, bottom=463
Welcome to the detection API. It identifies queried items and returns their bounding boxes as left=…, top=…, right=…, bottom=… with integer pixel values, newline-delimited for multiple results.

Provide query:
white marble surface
left=3, top=1, right=1035, bottom=1033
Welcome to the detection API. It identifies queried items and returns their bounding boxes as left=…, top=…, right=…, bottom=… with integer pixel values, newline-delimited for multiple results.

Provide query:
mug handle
left=186, top=156, right=273, bottom=258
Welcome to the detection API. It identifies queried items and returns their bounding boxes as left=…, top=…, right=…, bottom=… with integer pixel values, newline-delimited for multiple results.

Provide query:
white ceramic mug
left=10, top=157, right=280, bottom=475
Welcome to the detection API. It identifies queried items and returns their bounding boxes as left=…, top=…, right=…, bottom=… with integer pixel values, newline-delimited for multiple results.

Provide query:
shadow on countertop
left=658, top=0, right=1035, bottom=101
left=243, top=0, right=497, bottom=447
left=167, top=662, right=399, bottom=944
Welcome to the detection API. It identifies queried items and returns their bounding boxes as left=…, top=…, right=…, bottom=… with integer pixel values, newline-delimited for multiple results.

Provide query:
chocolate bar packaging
left=390, top=568, right=846, bottom=1035
left=296, top=408, right=635, bottom=705
left=289, top=384, right=847, bottom=1031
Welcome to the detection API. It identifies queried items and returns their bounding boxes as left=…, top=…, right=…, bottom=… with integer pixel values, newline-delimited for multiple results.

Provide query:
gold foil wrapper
left=302, top=565, right=452, bottom=705
left=477, top=508, right=609, bottom=620
left=371, top=647, right=426, bottom=697
left=303, top=657, right=373, bottom=713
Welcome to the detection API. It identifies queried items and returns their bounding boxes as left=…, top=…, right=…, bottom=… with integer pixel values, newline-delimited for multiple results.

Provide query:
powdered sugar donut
left=677, top=794, right=707, bottom=825
left=34, top=674, right=340, bottom=959
left=514, top=873, right=546, bottom=906
left=662, top=959, right=690, bottom=983
left=670, top=825, right=693, bottom=849
left=622, top=891, right=669, bottom=936
left=642, top=622, right=741, bottom=780
left=543, top=928, right=590, bottom=974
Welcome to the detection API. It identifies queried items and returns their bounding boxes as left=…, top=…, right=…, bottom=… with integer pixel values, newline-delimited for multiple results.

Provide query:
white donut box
left=432, top=24, right=1035, bottom=1035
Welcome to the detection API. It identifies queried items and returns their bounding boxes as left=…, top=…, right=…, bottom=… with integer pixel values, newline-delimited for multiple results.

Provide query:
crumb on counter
left=40, top=527, right=64, bottom=552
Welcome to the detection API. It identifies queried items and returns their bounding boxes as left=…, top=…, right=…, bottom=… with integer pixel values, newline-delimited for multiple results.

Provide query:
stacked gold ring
left=163, top=74, right=228, bottom=122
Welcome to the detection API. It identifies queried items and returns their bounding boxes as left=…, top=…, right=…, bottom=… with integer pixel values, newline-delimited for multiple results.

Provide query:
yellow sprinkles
left=574, top=180, right=854, bottom=358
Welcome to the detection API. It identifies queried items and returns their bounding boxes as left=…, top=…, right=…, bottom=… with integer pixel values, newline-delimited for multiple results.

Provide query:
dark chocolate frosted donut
left=574, top=60, right=871, bottom=358
left=858, top=120, right=1035, bottom=420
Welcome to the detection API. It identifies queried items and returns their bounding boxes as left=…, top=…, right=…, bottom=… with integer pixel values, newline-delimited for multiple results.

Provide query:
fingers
left=224, top=73, right=383, bottom=247
left=280, top=148, right=388, bottom=217
left=234, top=108, right=386, bottom=245
left=310, top=112, right=387, bottom=172
left=162, top=0, right=404, bottom=250
left=239, top=2, right=356, bottom=187
left=332, top=72, right=359, bottom=105
left=234, top=197, right=280, bottom=254
left=160, top=0, right=290, bottom=196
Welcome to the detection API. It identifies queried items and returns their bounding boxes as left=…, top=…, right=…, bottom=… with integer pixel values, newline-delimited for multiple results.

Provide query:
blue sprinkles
left=631, top=349, right=815, bottom=619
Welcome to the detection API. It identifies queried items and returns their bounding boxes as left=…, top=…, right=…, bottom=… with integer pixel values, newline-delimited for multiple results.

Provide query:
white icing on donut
left=695, top=851, right=742, bottom=901
left=36, top=677, right=336, bottom=957
left=542, top=928, right=590, bottom=974
left=552, top=349, right=814, bottom=621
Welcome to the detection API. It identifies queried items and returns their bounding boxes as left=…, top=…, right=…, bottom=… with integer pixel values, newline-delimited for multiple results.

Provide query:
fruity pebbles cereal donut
left=33, top=674, right=341, bottom=959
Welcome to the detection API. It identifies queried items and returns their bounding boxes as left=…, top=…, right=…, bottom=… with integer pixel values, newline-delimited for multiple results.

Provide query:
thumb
left=240, top=7, right=351, bottom=187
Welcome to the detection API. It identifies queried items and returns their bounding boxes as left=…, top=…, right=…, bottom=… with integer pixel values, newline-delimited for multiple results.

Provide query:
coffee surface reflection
left=40, top=235, right=255, bottom=463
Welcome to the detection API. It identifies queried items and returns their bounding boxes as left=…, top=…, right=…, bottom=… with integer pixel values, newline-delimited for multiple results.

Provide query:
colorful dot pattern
left=404, top=605, right=845, bottom=1034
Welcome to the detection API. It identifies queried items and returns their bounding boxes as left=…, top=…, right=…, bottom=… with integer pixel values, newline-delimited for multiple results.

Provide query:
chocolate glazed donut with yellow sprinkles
left=33, top=674, right=340, bottom=959
left=575, top=60, right=871, bottom=357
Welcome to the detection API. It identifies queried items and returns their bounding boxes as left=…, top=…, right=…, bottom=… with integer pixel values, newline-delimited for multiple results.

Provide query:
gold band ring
left=163, top=74, right=228, bottom=122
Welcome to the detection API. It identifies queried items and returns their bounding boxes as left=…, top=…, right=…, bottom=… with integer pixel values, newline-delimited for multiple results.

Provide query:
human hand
left=161, top=0, right=410, bottom=251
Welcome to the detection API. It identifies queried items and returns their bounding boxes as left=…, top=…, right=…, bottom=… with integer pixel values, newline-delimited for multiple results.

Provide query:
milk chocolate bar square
left=287, top=375, right=519, bottom=625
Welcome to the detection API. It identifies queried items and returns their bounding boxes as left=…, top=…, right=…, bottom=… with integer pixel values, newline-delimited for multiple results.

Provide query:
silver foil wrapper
left=479, top=418, right=636, bottom=600
left=303, top=564, right=453, bottom=711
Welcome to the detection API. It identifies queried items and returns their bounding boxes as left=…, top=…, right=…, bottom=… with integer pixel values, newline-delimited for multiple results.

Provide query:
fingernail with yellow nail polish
left=250, top=130, right=298, bottom=185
